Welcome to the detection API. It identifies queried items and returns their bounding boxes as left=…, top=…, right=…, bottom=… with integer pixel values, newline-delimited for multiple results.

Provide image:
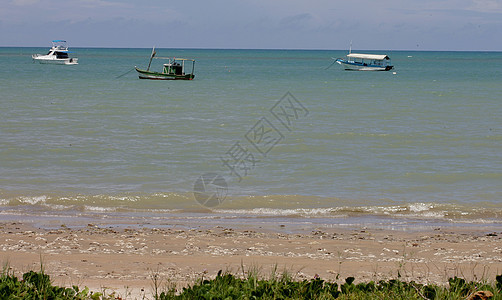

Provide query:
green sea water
left=0, top=47, right=501, bottom=230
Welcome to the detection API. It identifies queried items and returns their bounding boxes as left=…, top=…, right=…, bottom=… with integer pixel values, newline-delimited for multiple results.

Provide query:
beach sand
left=1, top=221, right=502, bottom=299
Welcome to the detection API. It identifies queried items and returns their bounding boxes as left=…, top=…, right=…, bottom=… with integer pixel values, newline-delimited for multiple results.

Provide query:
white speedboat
left=335, top=53, right=393, bottom=71
left=32, top=40, right=78, bottom=65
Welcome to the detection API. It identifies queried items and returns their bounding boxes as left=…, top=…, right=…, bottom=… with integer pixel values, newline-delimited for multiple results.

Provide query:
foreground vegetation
left=159, top=270, right=502, bottom=300
left=2, top=268, right=502, bottom=299
left=0, top=269, right=102, bottom=299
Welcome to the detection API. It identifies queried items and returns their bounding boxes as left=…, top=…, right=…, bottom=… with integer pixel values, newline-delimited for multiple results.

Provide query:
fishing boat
left=32, top=40, right=78, bottom=65
left=335, top=53, right=393, bottom=71
left=135, top=48, right=195, bottom=80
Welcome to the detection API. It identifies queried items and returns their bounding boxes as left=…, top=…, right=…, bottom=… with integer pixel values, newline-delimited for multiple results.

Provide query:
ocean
left=1, top=47, right=501, bottom=232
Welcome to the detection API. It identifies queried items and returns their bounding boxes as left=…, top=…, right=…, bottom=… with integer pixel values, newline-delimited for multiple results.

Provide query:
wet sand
left=1, top=221, right=502, bottom=299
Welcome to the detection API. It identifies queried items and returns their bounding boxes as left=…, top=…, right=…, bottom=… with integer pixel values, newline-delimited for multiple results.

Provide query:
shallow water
left=1, top=48, right=501, bottom=230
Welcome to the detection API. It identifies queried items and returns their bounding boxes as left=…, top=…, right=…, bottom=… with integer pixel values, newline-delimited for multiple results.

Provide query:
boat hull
left=135, top=67, right=195, bottom=80
left=32, top=55, right=78, bottom=65
left=336, top=59, right=392, bottom=71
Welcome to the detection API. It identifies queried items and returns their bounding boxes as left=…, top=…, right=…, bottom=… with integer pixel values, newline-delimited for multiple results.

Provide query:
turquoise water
left=1, top=47, right=501, bottom=230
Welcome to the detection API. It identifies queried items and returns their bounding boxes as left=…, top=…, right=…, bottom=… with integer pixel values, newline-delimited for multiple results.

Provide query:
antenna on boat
left=349, top=40, right=352, bottom=54
left=147, top=46, right=156, bottom=71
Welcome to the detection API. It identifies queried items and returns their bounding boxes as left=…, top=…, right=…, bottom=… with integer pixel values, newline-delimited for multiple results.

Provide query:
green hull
left=135, top=68, right=195, bottom=80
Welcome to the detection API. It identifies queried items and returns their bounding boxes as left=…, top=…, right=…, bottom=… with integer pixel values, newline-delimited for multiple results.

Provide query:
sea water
left=0, top=48, right=501, bottom=231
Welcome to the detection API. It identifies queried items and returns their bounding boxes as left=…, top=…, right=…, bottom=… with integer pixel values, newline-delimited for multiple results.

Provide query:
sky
left=1, top=0, right=502, bottom=50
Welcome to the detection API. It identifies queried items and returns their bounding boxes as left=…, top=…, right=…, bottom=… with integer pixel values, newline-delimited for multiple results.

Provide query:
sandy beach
left=1, top=221, right=502, bottom=299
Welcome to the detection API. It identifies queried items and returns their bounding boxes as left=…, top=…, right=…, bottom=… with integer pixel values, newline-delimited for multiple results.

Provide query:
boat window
left=55, top=52, right=69, bottom=59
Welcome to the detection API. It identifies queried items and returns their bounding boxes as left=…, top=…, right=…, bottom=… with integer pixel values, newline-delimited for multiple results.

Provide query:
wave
left=1, top=192, right=501, bottom=224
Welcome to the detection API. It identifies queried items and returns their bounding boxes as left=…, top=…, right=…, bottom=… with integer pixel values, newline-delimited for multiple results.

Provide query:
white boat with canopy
left=32, top=40, right=78, bottom=65
left=335, top=52, right=393, bottom=71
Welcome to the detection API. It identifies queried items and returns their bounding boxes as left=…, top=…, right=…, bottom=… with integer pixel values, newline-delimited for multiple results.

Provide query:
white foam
left=83, top=205, right=118, bottom=212
left=214, top=207, right=335, bottom=217
left=18, top=195, right=47, bottom=205
left=408, top=203, right=433, bottom=212
left=106, top=195, right=140, bottom=202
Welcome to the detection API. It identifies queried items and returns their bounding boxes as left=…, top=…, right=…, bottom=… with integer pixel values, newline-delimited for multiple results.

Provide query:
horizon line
left=1, top=45, right=501, bottom=52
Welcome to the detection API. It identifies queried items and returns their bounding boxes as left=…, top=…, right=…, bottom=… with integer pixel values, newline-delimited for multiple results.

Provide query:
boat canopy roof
left=154, top=57, right=195, bottom=61
left=347, top=53, right=390, bottom=60
left=51, top=40, right=69, bottom=50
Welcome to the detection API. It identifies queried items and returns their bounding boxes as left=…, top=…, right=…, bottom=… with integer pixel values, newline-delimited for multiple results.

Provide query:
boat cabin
left=54, top=51, right=69, bottom=59
left=160, top=58, right=195, bottom=77
left=163, top=62, right=184, bottom=75
left=46, top=40, right=71, bottom=59
left=346, top=53, right=391, bottom=67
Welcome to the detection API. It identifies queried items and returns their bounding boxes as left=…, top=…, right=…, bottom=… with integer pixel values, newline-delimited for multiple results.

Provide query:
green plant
left=0, top=269, right=103, bottom=300
left=2, top=267, right=502, bottom=300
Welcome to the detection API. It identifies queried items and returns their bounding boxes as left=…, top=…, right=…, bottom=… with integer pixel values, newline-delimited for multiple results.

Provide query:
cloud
left=10, top=0, right=39, bottom=6
left=279, top=13, right=316, bottom=30
left=2, top=0, right=502, bottom=49
left=78, top=0, right=129, bottom=9
left=3, top=0, right=180, bottom=24
left=470, top=0, right=502, bottom=12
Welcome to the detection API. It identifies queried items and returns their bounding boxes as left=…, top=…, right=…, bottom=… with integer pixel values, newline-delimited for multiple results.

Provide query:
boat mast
left=191, top=60, right=195, bottom=79
left=147, top=47, right=156, bottom=71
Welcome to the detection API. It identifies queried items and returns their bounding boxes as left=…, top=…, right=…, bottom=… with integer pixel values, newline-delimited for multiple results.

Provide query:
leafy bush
left=0, top=269, right=102, bottom=299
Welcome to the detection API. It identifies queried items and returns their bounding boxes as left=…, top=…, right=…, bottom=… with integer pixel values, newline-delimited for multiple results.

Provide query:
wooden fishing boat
left=135, top=48, right=195, bottom=80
